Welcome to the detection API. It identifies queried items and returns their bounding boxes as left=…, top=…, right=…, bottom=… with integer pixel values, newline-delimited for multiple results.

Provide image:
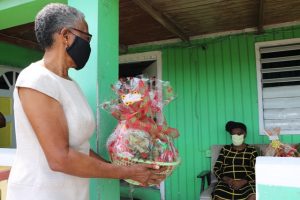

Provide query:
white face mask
left=232, top=135, right=244, bottom=146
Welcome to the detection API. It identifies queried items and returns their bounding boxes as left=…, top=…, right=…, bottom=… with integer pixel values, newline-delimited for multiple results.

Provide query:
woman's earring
left=65, top=39, right=69, bottom=48
left=64, top=35, right=69, bottom=48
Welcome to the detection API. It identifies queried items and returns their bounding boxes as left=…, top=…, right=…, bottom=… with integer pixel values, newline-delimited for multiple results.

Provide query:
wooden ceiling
left=1, top=0, right=300, bottom=51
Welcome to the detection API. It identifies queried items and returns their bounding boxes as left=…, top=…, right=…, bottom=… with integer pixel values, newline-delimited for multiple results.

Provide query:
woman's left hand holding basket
left=125, top=164, right=167, bottom=186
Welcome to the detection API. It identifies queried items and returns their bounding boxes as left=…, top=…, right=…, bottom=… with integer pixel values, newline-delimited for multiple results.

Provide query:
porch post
left=68, top=0, right=119, bottom=200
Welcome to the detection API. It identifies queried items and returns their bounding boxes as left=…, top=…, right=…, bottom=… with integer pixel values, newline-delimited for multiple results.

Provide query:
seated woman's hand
left=222, top=176, right=234, bottom=187
left=127, top=164, right=166, bottom=186
left=231, top=179, right=248, bottom=190
left=222, top=177, right=248, bottom=190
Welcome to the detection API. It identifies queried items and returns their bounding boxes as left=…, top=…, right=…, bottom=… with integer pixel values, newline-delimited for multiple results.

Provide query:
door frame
left=119, top=51, right=165, bottom=200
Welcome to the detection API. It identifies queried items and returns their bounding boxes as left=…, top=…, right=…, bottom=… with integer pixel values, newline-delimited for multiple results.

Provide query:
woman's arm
left=213, top=147, right=225, bottom=180
left=89, top=149, right=111, bottom=163
left=214, top=147, right=236, bottom=187
left=246, top=148, right=259, bottom=182
left=19, top=87, right=164, bottom=185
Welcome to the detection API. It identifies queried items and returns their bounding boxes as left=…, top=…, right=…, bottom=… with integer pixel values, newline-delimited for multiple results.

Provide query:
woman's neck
left=42, top=50, right=69, bottom=79
left=232, top=143, right=246, bottom=150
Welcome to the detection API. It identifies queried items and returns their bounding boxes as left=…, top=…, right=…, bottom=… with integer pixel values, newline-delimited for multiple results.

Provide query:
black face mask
left=66, top=35, right=91, bottom=70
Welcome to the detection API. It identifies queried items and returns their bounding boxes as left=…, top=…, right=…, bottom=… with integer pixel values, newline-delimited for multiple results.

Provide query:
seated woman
left=213, top=121, right=258, bottom=200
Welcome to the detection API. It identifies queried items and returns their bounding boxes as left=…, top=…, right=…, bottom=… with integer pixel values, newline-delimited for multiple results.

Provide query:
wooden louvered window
left=256, top=39, right=300, bottom=134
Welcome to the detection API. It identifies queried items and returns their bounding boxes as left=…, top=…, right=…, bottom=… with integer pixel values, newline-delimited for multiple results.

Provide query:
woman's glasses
left=70, top=28, right=92, bottom=42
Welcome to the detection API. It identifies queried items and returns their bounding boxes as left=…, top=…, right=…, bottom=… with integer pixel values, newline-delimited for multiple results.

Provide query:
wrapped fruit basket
left=101, top=77, right=180, bottom=185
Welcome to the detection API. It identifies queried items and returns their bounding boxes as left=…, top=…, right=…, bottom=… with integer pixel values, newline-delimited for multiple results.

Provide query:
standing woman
left=213, top=121, right=258, bottom=200
left=7, top=3, right=164, bottom=200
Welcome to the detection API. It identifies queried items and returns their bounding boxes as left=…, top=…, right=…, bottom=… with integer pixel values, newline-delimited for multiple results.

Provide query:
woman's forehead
left=231, top=127, right=245, bottom=133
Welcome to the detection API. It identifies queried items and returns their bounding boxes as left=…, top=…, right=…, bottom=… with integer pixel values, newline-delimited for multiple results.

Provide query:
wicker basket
left=111, top=154, right=180, bottom=186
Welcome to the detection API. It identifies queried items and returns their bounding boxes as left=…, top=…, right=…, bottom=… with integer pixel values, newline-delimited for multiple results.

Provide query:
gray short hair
left=35, top=3, right=85, bottom=50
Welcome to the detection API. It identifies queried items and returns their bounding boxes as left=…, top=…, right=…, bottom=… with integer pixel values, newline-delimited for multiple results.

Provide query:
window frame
left=0, top=65, right=21, bottom=166
left=255, top=38, right=300, bottom=135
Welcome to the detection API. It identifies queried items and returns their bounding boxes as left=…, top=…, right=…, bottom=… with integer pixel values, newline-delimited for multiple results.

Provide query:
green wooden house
left=1, top=0, right=300, bottom=200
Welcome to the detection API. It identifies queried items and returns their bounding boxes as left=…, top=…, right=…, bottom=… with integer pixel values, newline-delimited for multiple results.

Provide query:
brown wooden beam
left=132, top=0, right=189, bottom=42
left=257, top=0, right=265, bottom=34
left=0, top=32, right=128, bottom=55
left=119, top=44, right=128, bottom=54
left=0, top=33, right=41, bottom=51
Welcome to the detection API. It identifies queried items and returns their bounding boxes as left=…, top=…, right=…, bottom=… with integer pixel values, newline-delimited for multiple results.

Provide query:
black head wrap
left=225, top=121, right=247, bottom=133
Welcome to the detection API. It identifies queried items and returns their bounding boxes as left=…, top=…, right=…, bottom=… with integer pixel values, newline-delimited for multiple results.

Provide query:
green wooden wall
left=0, top=41, right=42, bottom=67
left=128, top=25, right=300, bottom=200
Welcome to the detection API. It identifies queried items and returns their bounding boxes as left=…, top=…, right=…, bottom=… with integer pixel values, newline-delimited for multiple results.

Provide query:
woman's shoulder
left=18, top=62, right=51, bottom=80
left=16, top=61, right=59, bottom=86
left=222, top=145, right=232, bottom=150
left=15, top=61, right=62, bottom=101
left=245, top=144, right=256, bottom=149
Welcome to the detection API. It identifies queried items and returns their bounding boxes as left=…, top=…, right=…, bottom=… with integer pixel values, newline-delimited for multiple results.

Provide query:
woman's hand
left=223, top=176, right=248, bottom=190
left=231, top=179, right=248, bottom=190
left=222, top=176, right=234, bottom=187
left=127, top=164, right=167, bottom=186
left=149, top=129, right=168, bottom=142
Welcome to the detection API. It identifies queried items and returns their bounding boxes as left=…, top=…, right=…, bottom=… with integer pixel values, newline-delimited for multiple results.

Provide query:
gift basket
left=101, top=77, right=180, bottom=185
left=264, top=127, right=299, bottom=157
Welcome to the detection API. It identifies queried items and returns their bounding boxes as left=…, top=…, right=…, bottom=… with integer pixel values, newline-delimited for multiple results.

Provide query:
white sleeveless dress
left=6, top=62, right=96, bottom=200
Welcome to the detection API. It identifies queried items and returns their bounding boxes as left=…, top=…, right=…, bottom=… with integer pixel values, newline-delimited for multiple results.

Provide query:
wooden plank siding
left=127, top=25, right=300, bottom=200
left=2, top=0, right=300, bottom=46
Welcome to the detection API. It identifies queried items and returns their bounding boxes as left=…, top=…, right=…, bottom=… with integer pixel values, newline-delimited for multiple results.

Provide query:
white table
left=0, top=148, right=16, bottom=166
left=256, top=156, right=300, bottom=200
left=0, top=148, right=15, bottom=200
